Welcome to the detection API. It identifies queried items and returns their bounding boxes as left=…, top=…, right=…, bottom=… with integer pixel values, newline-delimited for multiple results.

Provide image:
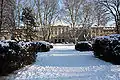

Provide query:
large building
left=36, top=25, right=116, bottom=43
left=0, top=24, right=116, bottom=42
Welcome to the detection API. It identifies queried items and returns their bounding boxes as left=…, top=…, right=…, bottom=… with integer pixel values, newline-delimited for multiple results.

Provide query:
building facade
left=0, top=25, right=116, bottom=42
left=36, top=25, right=116, bottom=43
left=36, top=25, right=70, bottom=43
left=91, top=27, right=116, bottom=38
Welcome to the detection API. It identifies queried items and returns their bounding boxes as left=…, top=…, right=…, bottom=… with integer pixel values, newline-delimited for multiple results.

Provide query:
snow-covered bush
left=0, top=40, right=37, bottom=75
left=0, top=40, right=52, bottom=75
left=18, top=41, right=37, bottom=63
left=34, top=41, right=50, bottom=52
left=39, top=41, right=53, bottom=48
left=92, top=34, right=120, bottom=64
left=75, top=41, right=92, bottom=51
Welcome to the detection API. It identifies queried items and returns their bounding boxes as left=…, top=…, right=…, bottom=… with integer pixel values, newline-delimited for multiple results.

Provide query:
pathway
left=1, top=44, right=120, bottom=80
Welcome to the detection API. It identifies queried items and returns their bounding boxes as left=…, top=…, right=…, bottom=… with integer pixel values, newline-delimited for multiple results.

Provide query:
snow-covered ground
left=1, top=44, right=120, bottom=80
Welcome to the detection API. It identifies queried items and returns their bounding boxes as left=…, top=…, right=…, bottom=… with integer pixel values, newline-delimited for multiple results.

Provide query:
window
left=62, top=39, right=65, bottom=42
left=55, top=28, right=57, bottom=35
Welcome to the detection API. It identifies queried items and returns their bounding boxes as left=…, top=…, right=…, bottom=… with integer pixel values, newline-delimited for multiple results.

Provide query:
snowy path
left=1, top=44, right=120, bottom=80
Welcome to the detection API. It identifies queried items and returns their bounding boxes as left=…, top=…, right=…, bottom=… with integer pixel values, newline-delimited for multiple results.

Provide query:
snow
left=109, top=34, right=120, bottom=37
left=53, top=43, right=74, bottom=46
left=0, top=40, right=16, bottom=47
left=77, top=41, right=92, bottom=47
left=93, top=34, right=120, bottom=41
left=1, top=44, right=120, bottom=80
left=39, top=41, right=51, bottom=45
left=18, top=41, right=33, bottom=49
left=93, top=36, right=110, bottom=40
left=0, top=41, right=9, bottom=47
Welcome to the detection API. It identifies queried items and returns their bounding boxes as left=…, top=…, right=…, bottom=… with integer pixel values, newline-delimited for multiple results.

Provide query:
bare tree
left=34, top=0, right=59, bottom=41
left=62, top=0, right=84, bottom=28
left=61, top=0, right=95, bottom=41
left=61, top=0, right=85, bottom=42
left=80, top=1, right=94, bottom=28
left=0, top=0, right=15, bottom=39
left=98, top=0, right=120, bottom=33
left=15, top=0, right=23, bottom=27
left=77, top=1, right=95, bottom=41
left=93, top=1, right=110, bottom=26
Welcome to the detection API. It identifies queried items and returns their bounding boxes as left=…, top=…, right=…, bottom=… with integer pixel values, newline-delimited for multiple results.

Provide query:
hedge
left=0, top=40, right=37, bottom=75
left=92, top=34, right=120, bottom=64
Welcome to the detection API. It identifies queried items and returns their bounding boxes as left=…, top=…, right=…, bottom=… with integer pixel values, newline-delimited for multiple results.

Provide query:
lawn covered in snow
left=1, top=44, right=120, bottom=80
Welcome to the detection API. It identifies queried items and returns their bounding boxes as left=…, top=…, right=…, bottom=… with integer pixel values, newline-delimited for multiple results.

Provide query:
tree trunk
left=47, top=28, right=51, bottom=42
left=116, top=18, right=120, bottom=34
left=0, top=0, right=4, bottom=34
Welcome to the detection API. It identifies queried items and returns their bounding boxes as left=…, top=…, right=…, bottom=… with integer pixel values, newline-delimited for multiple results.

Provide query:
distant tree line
left=0, top=0, right=119, bottom=41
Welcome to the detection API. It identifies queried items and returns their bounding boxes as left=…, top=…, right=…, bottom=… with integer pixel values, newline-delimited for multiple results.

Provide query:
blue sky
left=16, top=0, right=115, bottom=27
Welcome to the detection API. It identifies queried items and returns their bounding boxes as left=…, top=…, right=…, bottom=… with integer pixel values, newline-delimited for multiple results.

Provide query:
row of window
left=92, top=30, right=115, bottom=33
